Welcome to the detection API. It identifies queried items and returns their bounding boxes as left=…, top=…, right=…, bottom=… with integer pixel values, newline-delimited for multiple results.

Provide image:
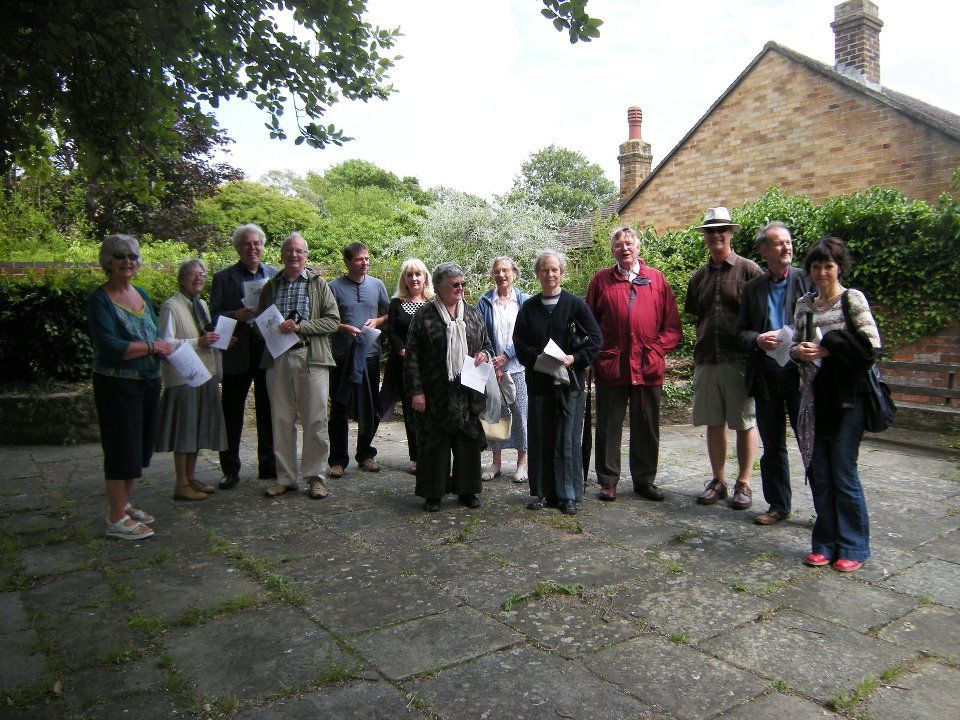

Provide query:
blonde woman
left=380, top=258, right=434, bottom=473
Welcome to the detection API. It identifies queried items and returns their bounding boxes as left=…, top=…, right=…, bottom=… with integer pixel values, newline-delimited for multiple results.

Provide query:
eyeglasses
left=184, top=272, right=206, bottom=280
left=703, top=226, right=731, bottom=235
left=112, top=253, right=139, bottom=261
left=449, top=281, right=467, bottom=289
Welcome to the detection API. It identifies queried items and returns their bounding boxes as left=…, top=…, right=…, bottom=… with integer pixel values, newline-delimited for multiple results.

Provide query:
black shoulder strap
left=840, top=290, right=852, bottom=329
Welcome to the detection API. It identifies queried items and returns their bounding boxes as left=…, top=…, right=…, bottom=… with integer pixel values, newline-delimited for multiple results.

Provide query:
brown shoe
left=328, top=465, right=344, bottom=479
left=360, top=458, right=380, bottom=472
left=598, top=484, right=617, bottom=501
left=729, top=481, right=753, bottom=510
left=754, top=508, right=790, bottom=525
left=173, top=485, right=207, bottom=501
left=189, top=479, right=215, bottom=494
left=634, top=483, right=665, bottom=501
left=308, top=478, right=329, bottom=499
left=696, top=478, right=727, bottom=505
left=264, top=483, right=296, bottom=497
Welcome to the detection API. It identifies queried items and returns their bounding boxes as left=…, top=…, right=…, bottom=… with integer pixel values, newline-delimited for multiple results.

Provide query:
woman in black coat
left=513, top=250, right=601, bottom=515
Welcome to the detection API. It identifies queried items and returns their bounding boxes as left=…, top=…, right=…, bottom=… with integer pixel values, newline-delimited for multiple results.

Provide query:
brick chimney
left=831, top=0, right=883, bottom=87
left=618, top=106, right=653, bottom=203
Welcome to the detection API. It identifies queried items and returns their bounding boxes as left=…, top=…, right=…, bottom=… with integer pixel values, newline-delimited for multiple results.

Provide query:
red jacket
left=585, top=263, right=681, bottom=387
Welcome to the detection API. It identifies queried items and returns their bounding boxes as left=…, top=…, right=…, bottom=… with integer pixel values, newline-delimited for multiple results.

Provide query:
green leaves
left=541, top=0, right=603, bottom=43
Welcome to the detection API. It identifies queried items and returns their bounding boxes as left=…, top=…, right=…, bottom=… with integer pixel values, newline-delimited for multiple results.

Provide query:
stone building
left=613, top=0, right=960, bottom=233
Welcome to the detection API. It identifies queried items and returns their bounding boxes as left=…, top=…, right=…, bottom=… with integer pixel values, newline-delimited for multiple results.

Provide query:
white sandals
left=123, top=502, right=154, bottom=525
left=105, top=514, right=154, bottom=540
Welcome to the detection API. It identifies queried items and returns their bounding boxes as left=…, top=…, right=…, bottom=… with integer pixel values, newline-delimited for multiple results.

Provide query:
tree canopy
left=507, top=144, right=617, bottom=223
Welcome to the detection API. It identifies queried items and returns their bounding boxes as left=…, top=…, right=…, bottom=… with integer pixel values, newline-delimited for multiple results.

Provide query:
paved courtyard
left=1, top=421, right=959, bottom=719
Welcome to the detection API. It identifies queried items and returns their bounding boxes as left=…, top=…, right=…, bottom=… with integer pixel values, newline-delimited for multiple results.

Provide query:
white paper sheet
left=543, top=338, right=567, bottom=362
left=765, top=326, right=795, bottom=368
left=242, top=278, right=268, bottom=310
left=255, top=305, right=299, bottom=359
left=459, top=355, right=492, bottom=393
left=210, top=315, right=237, bottom=350
left=359, top=325, right=381, bottom=343
left=166, top=342, right=212, bottom=387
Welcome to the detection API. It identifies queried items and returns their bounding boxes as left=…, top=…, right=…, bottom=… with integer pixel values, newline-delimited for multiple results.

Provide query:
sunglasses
left=703, top=226, right=732, bottom=235
left=112, top=253, right=139, bottom=261
left=449, top=281, right=467, bottom=289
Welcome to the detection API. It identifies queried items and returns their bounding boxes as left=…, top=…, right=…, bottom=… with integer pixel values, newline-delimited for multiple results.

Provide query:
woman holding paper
left=476, top=256, right=530, bottom=483
left=404, top=263, right=493, bottom=512
left=155, top=259, right=228, bottom=501
left=513, top=250, right=601, bottom=515
left=88, top=234, right=173, bottom=539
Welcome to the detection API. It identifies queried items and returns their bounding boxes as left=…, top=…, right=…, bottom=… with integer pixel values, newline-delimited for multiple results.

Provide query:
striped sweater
left=793, top=289, right=880, bottom=349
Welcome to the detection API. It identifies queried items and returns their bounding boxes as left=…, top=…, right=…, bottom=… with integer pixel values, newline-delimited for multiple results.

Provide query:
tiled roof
left=554, top=198, right=620, bottom=249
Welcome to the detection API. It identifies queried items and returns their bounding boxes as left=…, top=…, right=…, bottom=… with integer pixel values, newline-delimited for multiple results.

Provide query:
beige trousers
left=266, top=347, right=330, bottom=487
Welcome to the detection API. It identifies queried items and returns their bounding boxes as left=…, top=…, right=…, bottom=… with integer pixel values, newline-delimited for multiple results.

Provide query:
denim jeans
left=809, top=395, right=870, bottom=562
left=755, top=365, right=801, bottom=515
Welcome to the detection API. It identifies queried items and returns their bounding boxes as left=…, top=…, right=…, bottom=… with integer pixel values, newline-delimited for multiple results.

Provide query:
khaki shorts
left=691, top=362, right=756, bottom=430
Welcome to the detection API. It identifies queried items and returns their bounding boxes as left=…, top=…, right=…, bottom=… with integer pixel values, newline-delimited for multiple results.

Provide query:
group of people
left=88, top=206, right=881, bottom=572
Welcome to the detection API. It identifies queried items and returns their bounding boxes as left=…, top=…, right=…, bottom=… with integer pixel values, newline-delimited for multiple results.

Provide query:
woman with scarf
left=155, top=259, right=228, bottom=501
left=513, top=250, right=601, bottom=515
left=792, top=238, right=880, bottom=573
left=404, top=263, right=493, bottom=512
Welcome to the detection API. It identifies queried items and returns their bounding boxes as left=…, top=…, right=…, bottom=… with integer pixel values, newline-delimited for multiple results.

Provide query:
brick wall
left=620, top=50, right=960, bottom=232
left=886, top=320, right=960, bottom=406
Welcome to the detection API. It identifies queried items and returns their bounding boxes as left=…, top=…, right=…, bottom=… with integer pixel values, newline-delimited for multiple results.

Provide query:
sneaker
left=696, top=478, right=727, bottom=505
left=754, top=509, right=790, bottom=525
left=360, top=458, right=380, bottom=472
left=308, top=478, right=329, bottom=499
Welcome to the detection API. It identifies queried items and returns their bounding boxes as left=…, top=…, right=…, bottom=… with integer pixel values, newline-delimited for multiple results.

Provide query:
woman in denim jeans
left=792, top=238, right=881, bottom=573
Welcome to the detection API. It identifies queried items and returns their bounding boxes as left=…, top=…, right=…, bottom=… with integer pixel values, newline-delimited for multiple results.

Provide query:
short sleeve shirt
left=329, top=275, right=390, bottom=360
left=684, top=251, right=762, bottom=365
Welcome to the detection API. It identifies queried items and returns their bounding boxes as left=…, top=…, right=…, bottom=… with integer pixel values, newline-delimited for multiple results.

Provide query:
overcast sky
left=212, top=0, right=960, bottom=200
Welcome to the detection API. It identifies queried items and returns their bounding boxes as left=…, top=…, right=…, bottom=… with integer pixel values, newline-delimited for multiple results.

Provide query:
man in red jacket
left=586, top=227, right=682, bottom=501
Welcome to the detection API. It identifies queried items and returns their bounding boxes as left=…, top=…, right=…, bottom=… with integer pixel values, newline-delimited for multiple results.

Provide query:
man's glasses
left=449, top=282, right=467, bottom=289
left=703, top=226, right=731, bottom=235
left=112, top=253, right=139, bottom=261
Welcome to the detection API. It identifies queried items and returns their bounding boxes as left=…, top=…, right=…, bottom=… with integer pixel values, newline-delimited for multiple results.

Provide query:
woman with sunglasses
left=404, top=263, right=493, bottom=512
left=87, top=234, right=173, bottom=539
left=154, top=259, right=229, bottom=502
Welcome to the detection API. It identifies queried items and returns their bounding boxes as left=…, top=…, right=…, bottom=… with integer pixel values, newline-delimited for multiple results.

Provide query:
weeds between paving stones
left=669, top=629, right=689, bottom=644
left=502, top=580, right=584, bottom=611
left=174, top=593, right=261, bottom=626
left=99, top=643, right=143, bottom=664
left=0, top=676, right=59, bottom=709
left=672, top=529, right=699, bottom=543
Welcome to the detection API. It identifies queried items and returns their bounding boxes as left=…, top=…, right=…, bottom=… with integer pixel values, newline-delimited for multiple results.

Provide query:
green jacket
left=256, top=269, right=340, bottom=369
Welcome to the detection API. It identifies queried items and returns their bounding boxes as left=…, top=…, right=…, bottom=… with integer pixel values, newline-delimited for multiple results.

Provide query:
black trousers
left=594, top=384, right=661, bottom=489
left=93, top=374, right=161, bottom=480
left=415, top=430, right=483, bottom=500
left=219, top=368, right=276, bottom=479
left=328, top=357, right=381, bottom=468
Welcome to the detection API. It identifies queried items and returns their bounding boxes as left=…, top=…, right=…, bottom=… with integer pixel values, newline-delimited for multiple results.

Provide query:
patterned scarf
left=433, top=296, right=467, bottom=381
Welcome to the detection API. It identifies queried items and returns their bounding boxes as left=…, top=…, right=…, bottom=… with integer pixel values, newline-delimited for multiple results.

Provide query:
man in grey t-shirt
left=327, top=242, right=389, bottom=478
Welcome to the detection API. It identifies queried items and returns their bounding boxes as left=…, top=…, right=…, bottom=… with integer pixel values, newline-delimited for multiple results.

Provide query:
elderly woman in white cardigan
left=155, top=259, right=229, bottom=500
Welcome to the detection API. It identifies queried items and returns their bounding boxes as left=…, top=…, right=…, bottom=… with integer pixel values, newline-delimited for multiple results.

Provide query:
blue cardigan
left=476, top=288, right=530, bottom=361
left=87, top=285, right=161, bottom=378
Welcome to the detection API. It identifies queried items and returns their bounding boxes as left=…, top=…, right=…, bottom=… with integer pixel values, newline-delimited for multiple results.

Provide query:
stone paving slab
left=861, top=660, right=960, bottom=720
left=583, top=632, right=768, bottom=719
left=772, top=573, right=918, bottom=633
left=609, top=572, right=774, bottom=642
left=0, top=627, right=46, bottom=690
left=165, top=604, right=353, bottom=702
left=350, top=605, right=521, bottom=680
left=406, top=644, right=649, bottom=720
left=717, top=691, right=837, bottom=718
left=916, top=527, right=960, bottom=564
left=881, top=557, right=960, bottom=608
left=310, top=574, right=460, bottom=636
left=701, top=609, right=914, bottom=702
left=877, top=604, right=960, bottom=661
left=18, top=542, right=95, bottom=576
left=36, top=605, right=143, bottom=670
left=233, top=681, right=416, bottom=719
left=61, top=659, right=166, bottom=713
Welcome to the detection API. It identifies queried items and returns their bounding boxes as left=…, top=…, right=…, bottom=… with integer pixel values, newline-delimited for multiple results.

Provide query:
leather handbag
left=481, top=413, right=512, bottom=441
left=840, top=291, right=895, bottom=433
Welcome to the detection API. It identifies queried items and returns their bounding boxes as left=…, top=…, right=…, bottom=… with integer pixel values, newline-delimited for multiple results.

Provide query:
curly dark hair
left=803, top=236, right=852, bottom=277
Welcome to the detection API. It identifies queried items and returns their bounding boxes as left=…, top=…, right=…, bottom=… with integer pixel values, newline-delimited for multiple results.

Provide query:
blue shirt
left=329, top=275, right=389, bottom=360
left=766, top=275, right=788, bottom=331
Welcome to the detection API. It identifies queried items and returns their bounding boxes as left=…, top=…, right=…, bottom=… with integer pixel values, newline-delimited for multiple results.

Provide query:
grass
left=213, top=695, right=241, bottom=713
left=128, top=611, right=165, bottom=637
left=731, top=581, right=749, bottom=592
left=827, top=669, right=904, bottom=711
left=0, top=677, right=58, bottom=708
left=751, top=551, right=779, bottom=562
left=503, top=580, right=584, bottom=611
left=772, top=680, right=791, bottom=693
left=263, top=572, right=305, bottom=607
left=919, top=595, right=934, bottom=605
left=453, top=515, right=481, bottom=543
left=669, top=629, right=688, bottom=644
left=672, top=529, right=699, bottom=543
left=667, top=560, right=683, bottom=574
left=99, top=643, right=143, bottom=664
left=315, top=653, right=361, bottom=683
left=547, top=515, right=584, bottom=533
left=175, top=594, right=260, bottom=626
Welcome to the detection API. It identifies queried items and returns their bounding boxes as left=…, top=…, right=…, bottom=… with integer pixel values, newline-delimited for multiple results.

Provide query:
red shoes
left=832, top=559, right=862, bottom=573
left=804, top=553, right=830, bottom=567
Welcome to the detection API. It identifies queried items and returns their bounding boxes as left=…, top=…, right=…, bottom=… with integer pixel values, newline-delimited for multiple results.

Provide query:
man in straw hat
left=684, top=207, right=762, bottom=510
